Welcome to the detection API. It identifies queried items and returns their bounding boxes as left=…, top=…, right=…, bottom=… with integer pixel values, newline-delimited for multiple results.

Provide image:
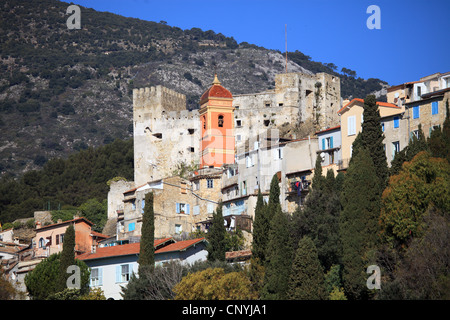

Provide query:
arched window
left=39, top=237, right=45, bottom=248
left=218, top=115, right=224, bottom=127
left=203, top=116, right=206, bottom=130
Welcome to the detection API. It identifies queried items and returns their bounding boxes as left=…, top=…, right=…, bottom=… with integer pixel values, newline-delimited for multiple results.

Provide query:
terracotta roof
left=35, top=217, right=93, bottom=231
left=91, top=231, right=109, bottom=239
left=155, top=237, right=206, bottom=254
left=225, top=249, right=252, bottom=260
left=337, top=98, right=399, bottom=114
left=200, top=74, right=232, bottom=104
left=315, top=125, right=341, bottom=135
left=77, top=237, right=205, bottom=261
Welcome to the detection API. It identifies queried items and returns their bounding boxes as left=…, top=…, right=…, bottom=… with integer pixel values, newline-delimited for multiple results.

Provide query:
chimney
left=57, top=219, right=62, bottom=224
left=91, top=245, right=97, bottom=253
left=35, top=221, right=41, bottom=229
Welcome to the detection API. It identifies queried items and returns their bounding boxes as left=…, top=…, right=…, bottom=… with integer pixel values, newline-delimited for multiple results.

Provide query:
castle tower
left=199, top=74, right=235, bottom=168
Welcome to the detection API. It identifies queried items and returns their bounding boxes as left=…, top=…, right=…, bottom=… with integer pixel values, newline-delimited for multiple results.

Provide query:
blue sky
left=72, top=0, right=449, bottom=86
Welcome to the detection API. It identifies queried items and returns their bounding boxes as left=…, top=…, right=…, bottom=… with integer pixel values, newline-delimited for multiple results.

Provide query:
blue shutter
left=394, top=117, right=399, bottom=128
left=432, top=101, right=438, bottom=115
left=98, top=268, right=103, bottom=286
left=413, top=106, right=420, bottom=119
left=116, top=265, right=121, bottom=283
left=186, top=204, right=190, bottom=214
left=176, top=203, right=180, bottom=213
left=330, top=136, right=334, bottom=148
left=322, top=138, right=325, bottom=150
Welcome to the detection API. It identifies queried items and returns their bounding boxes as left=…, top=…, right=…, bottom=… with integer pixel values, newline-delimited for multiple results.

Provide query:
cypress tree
left=288, top=237, right=328, bottom=300
left=261, top=208, right=293, bottom=300
left=267, top=174, right=281, bottom=220
left=207, top=203, right=226, bottom=262
left=138, top=192, right=155, bottom=273
left=251, top=188, right=269, bottom=263
left=339, top=148, right=380, bottom=300
left=361, top=95, right=389, bottom=189
left=57, top=223, right=75, bottom=292
left=312, top=154, right=325, bottom=189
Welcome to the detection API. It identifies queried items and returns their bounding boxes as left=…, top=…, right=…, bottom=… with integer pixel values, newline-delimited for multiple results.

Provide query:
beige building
left=117, top=172, right=222, bottom=241
left=337, top=98, right=403, bottom=169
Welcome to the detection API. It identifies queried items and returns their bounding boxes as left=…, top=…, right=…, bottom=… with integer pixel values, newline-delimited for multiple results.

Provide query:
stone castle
left=132, top=71, right=341, bottom=186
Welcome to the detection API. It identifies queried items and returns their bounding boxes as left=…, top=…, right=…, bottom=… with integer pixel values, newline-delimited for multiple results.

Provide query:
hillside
left=0, top=0, right=388, bottom=178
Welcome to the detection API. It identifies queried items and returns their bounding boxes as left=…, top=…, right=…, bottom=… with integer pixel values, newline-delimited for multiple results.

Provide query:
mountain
left=0, top=0, right=388, bottom=178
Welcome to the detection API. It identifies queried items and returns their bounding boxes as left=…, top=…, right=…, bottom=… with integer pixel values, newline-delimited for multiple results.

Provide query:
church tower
left=199, top=74, right=235, bottom=168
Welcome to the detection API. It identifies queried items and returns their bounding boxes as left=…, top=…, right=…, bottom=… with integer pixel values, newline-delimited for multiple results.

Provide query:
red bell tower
left=199, top=74, right=235, bottom=168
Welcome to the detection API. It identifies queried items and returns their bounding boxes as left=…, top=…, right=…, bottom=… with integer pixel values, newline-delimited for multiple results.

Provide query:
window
left=393, top=116, right=399, bottom=128
left=116, top=264, right=131, bottom=283
left=128, top=222, right=135, bottom=232
left=188, top=128, right=195, bottom=135
left=207, top=203, right=214, bottom=214
left=236, top=135, right=242, bottom=142
left=417, top=86, right=421, bottom=97
left=203, top=116, right=206, bottom=129
left=432, top=101, right=438, bottom=115
left=246, top=155, right=253, bottom=168
left=60, top=234, right=64, bottom=244
left=39, top=237, right=45, bottom=248
left=348, top=116, right=356, bottom=135
left=176, top=202, right=190, bottom=214
left=242, top=181, right=247, bottom=196
left=392, top=141, right=400, bottom=160
left=175, top=224, right=182, bottom=234
left=412, top=130, right=419, bottom=139
left=322, top=137, right=333, bottom=150
left=131, top=200, right=136, bottom=210
left=193, top=205, right=200, bottom=215
left=413, top=105, right=420, bottom=119
left=56, top=234, right=59, bottom=245
left=381, top=123, right=385, bottom=132
left=90, top=268, right=102, bottom=287
left=218, top=115, right=224, bottom=127
left=141, top=199, right=145, bottom=213
left=236, top=119, right=242, bottom=127
left=207, top=179, right=214, bottom=188
left=193, top=180, right=199, bottom=191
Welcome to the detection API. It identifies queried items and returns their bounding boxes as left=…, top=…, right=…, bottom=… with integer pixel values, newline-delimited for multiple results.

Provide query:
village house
left=33, top=216, right=108, bottom=258
left=78, top=237, right=207, bottom=300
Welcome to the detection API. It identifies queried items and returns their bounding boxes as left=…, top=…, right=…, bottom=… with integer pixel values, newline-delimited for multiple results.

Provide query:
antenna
left=285, top=24, right=288, bottom=73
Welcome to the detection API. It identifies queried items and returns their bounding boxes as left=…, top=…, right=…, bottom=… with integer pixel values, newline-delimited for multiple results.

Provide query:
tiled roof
left=337, top=98, right=399, bottom=115
left=77, top=237, right=205, bottom=261
left=91, top=231, right=109, bottom=239
left=315, top=125, right=341, bottom=135
left=225, top=249, right=252, bottom=260
left=200, top=74, right=232, bottom=104
left=155, top=238, right=206, bottom=254
left=35, top=217, right=93, bottom=231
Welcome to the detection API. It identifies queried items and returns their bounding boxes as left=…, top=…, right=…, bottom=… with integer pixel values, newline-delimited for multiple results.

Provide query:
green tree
left=173, top=268, right=257, bottom=300
left=207, top=203, right=226, bottom=262
left=78, top=198, right=107, bottom=232
left=288, top=237, right=328, bottom=300
left=267, top=174, right=281, bottom=220
left=340, top=148, right=380, bottom=300
left=380, top=152, right=450, bottom=248
left=251, top=189, right=269, bottom=263
left=57, top=224, right=75, bottom=292
left=360, top=95, right=389, bottom=189
left=25, top=253, right=89, bottom=300
left=261, top=208, right=293, bottom=300
left=138, top=192, right=155, bottom=273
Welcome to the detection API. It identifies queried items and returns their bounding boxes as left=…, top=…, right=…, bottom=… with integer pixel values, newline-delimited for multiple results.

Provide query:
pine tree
left=57, top=223, right=75, bottom=292
left=138, top=192, right=155, bottom=273
left=207, top=203, right=226, bottom=262
left=251, top=188, right=269, bottom=263
left=288, top=237, right=328, bottom=300
left=340, top=148, right=380, bottom=300
left=361, top=95, right=389, bottom=188
left=261, top=208, right=293, bottom=300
